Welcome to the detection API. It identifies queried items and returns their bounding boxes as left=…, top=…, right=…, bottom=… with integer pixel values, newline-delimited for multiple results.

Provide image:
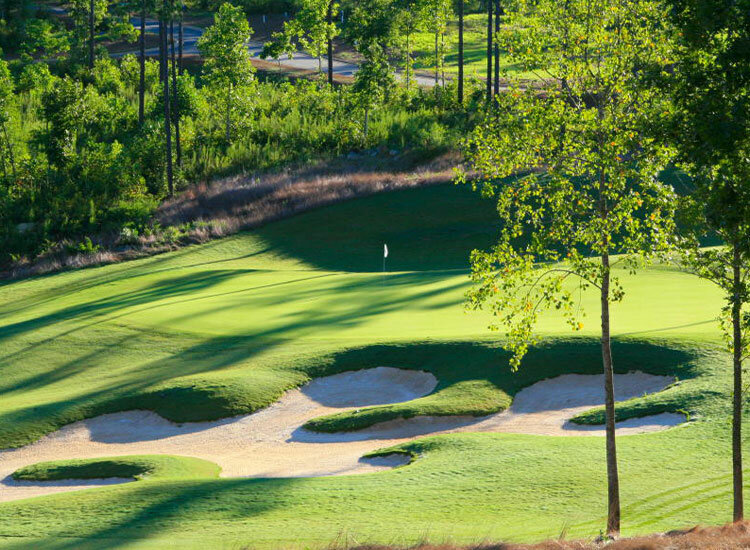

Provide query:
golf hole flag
left=384, top=244, right=389, bottom=258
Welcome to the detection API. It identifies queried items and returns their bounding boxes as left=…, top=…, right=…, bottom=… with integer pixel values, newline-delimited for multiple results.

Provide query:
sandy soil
left=0, top=367, right=684, bottom=503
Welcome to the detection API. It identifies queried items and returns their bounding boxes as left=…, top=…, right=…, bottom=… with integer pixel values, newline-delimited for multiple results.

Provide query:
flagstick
left=382, top=243, right=388, bottom=286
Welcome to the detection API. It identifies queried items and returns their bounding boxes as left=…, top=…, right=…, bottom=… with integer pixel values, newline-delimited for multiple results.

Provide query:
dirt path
left=0, top=367, right=684, bottom=503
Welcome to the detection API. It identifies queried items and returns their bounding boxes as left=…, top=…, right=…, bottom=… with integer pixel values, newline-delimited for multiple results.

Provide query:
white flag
left=383, top=244, right=389, bottom=258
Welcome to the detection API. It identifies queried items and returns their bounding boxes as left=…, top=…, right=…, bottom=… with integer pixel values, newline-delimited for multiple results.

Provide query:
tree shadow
left=0, top=476, right=303, bottom=550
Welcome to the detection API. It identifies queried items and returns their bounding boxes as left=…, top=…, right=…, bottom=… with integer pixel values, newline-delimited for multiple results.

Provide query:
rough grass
left=4, top=153, right=458, bottom=280
left=12, top=456, right=221, bottom=482
left=347, top=521, right=750, bottom=549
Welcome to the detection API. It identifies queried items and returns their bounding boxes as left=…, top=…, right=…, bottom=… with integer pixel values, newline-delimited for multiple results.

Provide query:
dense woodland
left=0, top=0, right=492, bottom=267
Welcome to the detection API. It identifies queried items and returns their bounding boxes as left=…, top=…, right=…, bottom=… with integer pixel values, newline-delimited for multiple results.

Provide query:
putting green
left=0, top=183, right=739, bottom=549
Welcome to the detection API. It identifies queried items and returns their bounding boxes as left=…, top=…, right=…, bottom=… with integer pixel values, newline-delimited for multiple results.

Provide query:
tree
left=394, top=0, right=426, bottom=91
left=197, top=2, right=256, bottom=143
left=70, top=0, right=135, bottom=66
left=485, top=0, right=491, bottom=101
left=352, top=43, right=393, bottom=138
left=457, top=0, right=463, bottom=102
left=71, top=0, right=106, bottom=65
left=493, top=0, right=500, bottom=95
left=138, top=0, right=157, bottom=124
left=262, top=0, right=339, bottom=84
left=169, top=5, right=181, bottom=167
left=459, top=0, right=677, bottom=536
left=38, top=77, right=95, bottom=168
left=158, top=9, right=173, bottom=195
left=663, top=0, right=750, bottom=523
left=0, top=59, right=16, bottom=178
left=19, top=18, right=69, bottom=58
left=425, top=0, right=451, bottom=86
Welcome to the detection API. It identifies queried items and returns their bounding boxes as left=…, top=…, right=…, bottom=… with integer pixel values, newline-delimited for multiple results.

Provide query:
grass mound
left=12, top=456, right=221, bottom=482
left=303, top=340, right=708, bottom=433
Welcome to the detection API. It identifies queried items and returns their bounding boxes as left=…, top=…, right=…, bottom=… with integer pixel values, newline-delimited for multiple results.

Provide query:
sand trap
left=0, top=367, right=684, bottom=502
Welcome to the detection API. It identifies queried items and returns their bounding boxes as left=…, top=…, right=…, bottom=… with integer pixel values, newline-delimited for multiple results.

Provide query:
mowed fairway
left=0, top=183, right=740, bottom=549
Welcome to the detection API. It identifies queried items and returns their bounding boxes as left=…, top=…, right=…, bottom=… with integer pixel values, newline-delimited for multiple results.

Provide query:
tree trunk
left=160, top=19, right=174, bottom=197
left=434, top=30, right=439, bottom=85
left=493, top=0, right=500, bottom=96
left=225, top=85, right=231, bottom=143
left=170, top=17, right=181, bottom=167
left=441, top=32, right=445, bottom=87
left=178, top=1, right=184, bottom=75
left=601, top=248, right=621, bottom=537
left=327, top=0, right=333, bottom=86
left=88, top=0, right=95, bottom=68
left=2, top=122, right=15, bottom=178
left=139, top=3, right=146, bottom=125
left=406, top=30, right=411, bottom=91
left=158, top=19, right=165, bottom=82
left=486, top=0, right=492, bottom=102
left=732, top=241, right=744, bottom=522
left=458, top=0, right=463, bottom=103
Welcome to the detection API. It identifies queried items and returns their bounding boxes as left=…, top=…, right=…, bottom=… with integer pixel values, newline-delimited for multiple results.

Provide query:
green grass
left=0, top=181, right=740, bottom=549
left=411, top=15, right=538, bottom=80
left=12, top=456, right=221, bottom=482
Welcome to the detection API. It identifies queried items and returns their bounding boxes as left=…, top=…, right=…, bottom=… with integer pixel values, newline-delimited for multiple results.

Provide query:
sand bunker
left=0, top=367, right=684, bottom=502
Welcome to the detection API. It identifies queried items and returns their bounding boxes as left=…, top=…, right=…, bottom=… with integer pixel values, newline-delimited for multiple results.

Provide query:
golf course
left=0, top=0, right=747, bottom=545
left=0, top=182, right=740, bottom=548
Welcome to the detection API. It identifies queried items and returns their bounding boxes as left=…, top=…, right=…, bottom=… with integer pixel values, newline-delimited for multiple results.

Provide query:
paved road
left=41, top=2, right=443, bottom=87
left=126, top=15, right=437, bottom=87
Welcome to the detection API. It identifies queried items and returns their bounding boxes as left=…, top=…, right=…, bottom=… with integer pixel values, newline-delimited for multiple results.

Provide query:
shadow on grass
left=0, top=477, right=301, bottom=550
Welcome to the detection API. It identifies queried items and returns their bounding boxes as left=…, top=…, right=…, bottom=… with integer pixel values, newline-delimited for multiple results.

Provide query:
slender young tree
left=426, top=0, right=450, bottom=85
left=664, top=0, right=750, bottom=523
left=352, top=43, right=393, bottom=138
left=457, top=0, right=463, bottom=102
left=394, top=0, right=425, bottom=91
left=262, top=0, right=339, bottom=80
left=198, top=2, right=256, bottom=144
left=459, top=0, right=676, bottom=536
